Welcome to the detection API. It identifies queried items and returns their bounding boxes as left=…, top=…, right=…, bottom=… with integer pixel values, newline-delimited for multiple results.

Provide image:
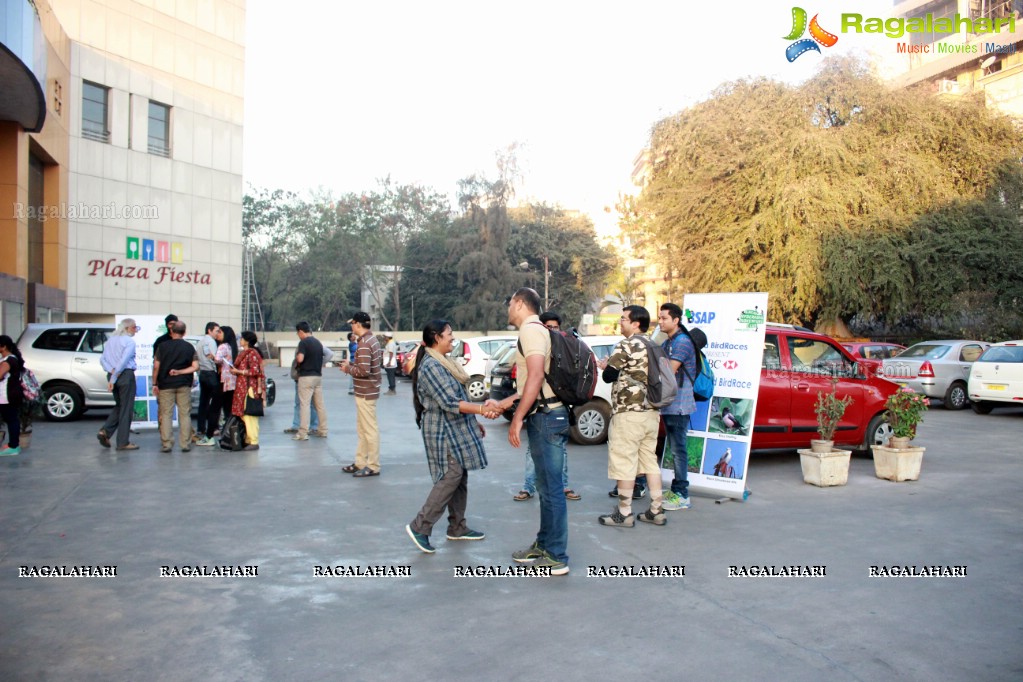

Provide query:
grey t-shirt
left=198, top=335, right=218, bottom=372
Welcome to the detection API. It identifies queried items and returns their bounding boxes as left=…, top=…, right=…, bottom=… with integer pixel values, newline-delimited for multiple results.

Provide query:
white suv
left=570, top=335, right=622, bottom=445
left=450, top=335, right=518, bottom=401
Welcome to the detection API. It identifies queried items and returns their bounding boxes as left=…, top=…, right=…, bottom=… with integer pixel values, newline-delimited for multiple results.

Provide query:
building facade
left=0, top=0, right=245, bottom=338
left=889, top=0, right=1023, bottom=116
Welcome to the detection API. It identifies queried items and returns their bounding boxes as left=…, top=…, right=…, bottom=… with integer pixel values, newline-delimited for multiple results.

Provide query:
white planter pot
left=872, top=445, right=925, bottom=482
left=810, top=439, right=834, bottom=454
left=798, top=448, right=851, bottom=487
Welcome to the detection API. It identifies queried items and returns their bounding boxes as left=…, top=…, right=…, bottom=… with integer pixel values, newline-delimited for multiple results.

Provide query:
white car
left=570, top=335, right=623, bottom=445
left=450, top=335, right=518, bottom=401
left=968, top=340, right=1023, bottom=414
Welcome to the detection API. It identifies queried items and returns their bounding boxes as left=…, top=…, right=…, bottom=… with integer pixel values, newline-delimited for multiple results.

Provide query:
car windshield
left=899, top=344, right=950, bottom=360
left=491, top=344, right=517, bottom=365
left=979, top=346, right=1023, bottom=363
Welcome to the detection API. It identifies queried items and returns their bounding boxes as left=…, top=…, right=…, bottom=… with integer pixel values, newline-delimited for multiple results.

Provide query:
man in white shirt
left=98, top=318, right=139, bottom=450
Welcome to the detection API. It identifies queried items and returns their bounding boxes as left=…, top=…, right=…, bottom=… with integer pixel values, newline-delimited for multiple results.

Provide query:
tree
left=507, top=203, right=618, bottom=327
left=450, top=147, right=524, bottom=333
left=637, top=55, right=1023, bottom=336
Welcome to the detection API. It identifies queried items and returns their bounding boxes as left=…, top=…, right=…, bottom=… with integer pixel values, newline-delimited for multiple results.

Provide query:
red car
left=756, top=326, right=901, bottom=452
left=842, top=341, right=906, bottom=379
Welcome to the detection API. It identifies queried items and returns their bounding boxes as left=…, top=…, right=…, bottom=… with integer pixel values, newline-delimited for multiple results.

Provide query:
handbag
left=244, top=389, right=264, bottom=417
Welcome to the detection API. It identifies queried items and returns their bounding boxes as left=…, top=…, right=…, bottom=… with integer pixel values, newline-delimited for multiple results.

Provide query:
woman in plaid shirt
left=405, top=320, right=500, bottom=554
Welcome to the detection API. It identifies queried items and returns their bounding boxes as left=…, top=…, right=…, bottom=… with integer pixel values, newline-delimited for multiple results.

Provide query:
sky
left=242, top=0, right=894, bottom=236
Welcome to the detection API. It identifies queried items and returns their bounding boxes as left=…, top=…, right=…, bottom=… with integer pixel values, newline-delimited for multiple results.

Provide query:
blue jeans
left=525, top=406, right=570, bottom=563
left=663, top=413, right=690, bottom=497
left=291, top=383, right=319, bottom=430
left=523, top=445, right=569, bottom=494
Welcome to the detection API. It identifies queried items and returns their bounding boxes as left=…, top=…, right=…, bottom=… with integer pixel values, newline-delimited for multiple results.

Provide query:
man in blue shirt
left=658, top=303, right=697, bottom=510
left=98, top=318, right=139, bottom=450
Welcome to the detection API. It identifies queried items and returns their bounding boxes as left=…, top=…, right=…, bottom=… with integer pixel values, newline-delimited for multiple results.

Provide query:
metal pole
left=543, top=255, right=549, bottom=310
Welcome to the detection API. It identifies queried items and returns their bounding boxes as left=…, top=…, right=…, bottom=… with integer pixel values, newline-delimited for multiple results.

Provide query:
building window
left=909, top=0, right=957, bottom=46
left=148, top=101, right=171, bottom=157
left=1, top=301, right=24, bottom=337
left=82, top=81, right=110, bottom=143
left=28, top=154, right=44, bottom=284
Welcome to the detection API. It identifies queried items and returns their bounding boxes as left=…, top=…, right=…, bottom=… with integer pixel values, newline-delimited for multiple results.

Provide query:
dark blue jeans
left=663, top=413, right=691, bottom=498
left=526, top=406, right=570, bottom=563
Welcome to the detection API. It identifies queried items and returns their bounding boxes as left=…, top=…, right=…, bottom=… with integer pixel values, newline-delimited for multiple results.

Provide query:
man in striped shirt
left=339, top=312, right=382, bottom=477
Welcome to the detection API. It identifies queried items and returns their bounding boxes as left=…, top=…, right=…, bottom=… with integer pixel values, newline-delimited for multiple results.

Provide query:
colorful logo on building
left=784, top=7, right=838, bottom=62
left=126, top=236, right=182, bottom=264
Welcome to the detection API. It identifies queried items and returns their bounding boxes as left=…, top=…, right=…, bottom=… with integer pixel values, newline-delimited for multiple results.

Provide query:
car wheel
left=43, top=383, right=84, bottom=422
left=858, top=413, right=892, bottom=455
left=970, top=400, right=994, bottom=415
left=943, top=381, right=968, bottom=410
left=570, top=401, right=610, bottom=445
left=466, top=376, right=487, bottom=402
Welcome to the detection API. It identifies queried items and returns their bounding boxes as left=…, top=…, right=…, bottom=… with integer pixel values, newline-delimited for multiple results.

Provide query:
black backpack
left=219, top=415, right=247, bottom=451
left=519, top=323, right=597, bottom=409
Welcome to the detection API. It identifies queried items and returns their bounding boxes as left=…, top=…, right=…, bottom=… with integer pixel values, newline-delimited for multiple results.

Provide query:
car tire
left=43, top=383, right=84, bottom=422
left=943, top=381, right=968, bottom=410
left=858, top=413, right=892, bottom=456
left=466, top=375, right=487, bottom=402
left=970, top=400, right=994, bottom=415
left=570, top=401, right=611, bottom=445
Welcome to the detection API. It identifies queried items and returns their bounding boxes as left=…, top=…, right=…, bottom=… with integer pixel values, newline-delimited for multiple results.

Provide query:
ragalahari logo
left=784, top=7, right=838, bottom=62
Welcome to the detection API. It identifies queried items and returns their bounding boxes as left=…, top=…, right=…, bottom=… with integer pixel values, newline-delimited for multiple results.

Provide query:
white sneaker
left=662, top=492, right=691, bottom=511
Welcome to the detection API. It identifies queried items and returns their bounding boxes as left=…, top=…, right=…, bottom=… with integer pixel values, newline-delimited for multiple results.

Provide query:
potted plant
left=883, top=387, right=929, bottom=449
left=799, top=382, right=853, bottom=487
left=812, top=382, right=853, bottom=453
left=872, top=387, right=929, bottom=481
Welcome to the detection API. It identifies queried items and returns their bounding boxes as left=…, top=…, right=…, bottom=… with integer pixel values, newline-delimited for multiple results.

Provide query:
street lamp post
left=519, top=257, right=550, bottom=310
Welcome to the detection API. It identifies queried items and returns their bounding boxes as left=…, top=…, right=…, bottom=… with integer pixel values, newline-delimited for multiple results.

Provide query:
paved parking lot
left=2, top=368, right=1022, bottom=681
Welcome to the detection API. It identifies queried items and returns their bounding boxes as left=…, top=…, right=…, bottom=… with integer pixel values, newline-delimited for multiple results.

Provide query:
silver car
left=880, top=340, right=990, bottom=410
left=17, top=323, right=201, bottom=422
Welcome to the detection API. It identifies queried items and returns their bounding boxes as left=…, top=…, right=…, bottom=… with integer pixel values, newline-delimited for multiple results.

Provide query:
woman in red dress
left=230, top=331, right=265, bottom=450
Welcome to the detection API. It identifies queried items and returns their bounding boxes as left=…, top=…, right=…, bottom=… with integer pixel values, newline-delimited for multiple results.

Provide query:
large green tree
left=507, top=203, right=617, bottom=326
left=637, top=56, right=1023, bottom=337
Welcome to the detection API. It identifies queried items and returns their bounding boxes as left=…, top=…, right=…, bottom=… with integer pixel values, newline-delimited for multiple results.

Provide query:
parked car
left=483, top=342, right=517, bottom=397
left=880, top=340, right=990, bottom=410
left=841, top=341, right=906, bottom=378
left=968, top=340, right=1023, bottom=414
left=757, top=325, right=900, bottom=452
left=394, top=340, right=420, bottom=377
left=401, top=342, right=422, bottom=376
left=489, top=335, right=622, bottom=446
left=449, top=335, right=518, bottom=401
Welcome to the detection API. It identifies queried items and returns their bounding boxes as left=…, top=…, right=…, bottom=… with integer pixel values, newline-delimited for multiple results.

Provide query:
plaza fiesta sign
left=86, top=236, right=212, bottom=285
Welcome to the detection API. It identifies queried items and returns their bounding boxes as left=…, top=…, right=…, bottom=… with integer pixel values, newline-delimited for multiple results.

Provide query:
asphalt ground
left=1, top=368, right=1022, bottom=681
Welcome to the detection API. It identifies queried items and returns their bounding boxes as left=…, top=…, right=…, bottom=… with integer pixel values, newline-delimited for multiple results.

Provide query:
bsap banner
left=662, top=293, right=768, bottom=501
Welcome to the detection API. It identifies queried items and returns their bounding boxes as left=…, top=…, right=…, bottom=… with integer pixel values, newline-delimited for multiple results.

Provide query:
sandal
left=564, top=489, right=581, bottom=501
left=341, top=463, right=359, bottom=474
left=513, top=490, right=534, bottom=501
left=352, top=467, right=379, bottom=477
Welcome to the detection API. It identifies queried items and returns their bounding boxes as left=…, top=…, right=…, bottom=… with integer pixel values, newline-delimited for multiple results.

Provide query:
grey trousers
left=410, top=456, right=469, bottom=537
left=101, top=370, right=136, bottom=448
